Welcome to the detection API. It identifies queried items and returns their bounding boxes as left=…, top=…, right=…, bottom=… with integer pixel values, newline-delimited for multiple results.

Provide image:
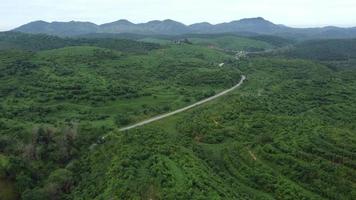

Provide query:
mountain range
left=12, top=17, right=356, bottom=39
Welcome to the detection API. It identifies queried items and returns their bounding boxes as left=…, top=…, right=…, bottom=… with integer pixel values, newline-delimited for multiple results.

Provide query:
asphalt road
left=119, top=75, right=246, bottom=131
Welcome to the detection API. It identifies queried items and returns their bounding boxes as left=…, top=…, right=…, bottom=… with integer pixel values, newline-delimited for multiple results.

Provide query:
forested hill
left=0, top=31, right=294, bottom=53
left=11, top=17, right=356, bottom=39
left=72, top=57, right=356, bottom=200
left=0, top=31, right=355, bottom=199
left=0, top=33, right=244, bottom=199
left=283, top=38, right=356, bottom=61
left=0, top=31, right=159, bottom=52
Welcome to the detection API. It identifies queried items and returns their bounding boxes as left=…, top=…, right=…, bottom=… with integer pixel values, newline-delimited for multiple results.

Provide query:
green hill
left=0, top=35, right=242, bottom=199
left=284, top=38, right=356, bottom=61
left=0, top=31, right=159, bottom=52
left=13, top=18, right=356, bottom=39
left=0, top=32, right=355, bottom=200
left=188, top=36, right=274, bottom=51
left=0, top=44, right=239, bottom=126
left=73, top=57, right=356, bottom=200
left=78, top=33, right=292, bottom=52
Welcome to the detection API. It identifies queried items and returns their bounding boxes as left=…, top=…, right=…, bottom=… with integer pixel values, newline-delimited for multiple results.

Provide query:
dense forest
left=0, top=32, right=355, bottom=199
left=0, top=33, right=242, bottom=199
left=284, top=38, right=356, bottom=60
left=0, top=32, right=160, bottom=52
left=72, top=57, right=356, bottom=200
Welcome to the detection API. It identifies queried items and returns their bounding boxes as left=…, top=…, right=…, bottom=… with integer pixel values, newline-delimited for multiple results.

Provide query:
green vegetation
left=123, top=34, right=292, bottom=52
left=0, top=32, right=159, bottom=52
left=138, top=37, right=172, bottom=45
left=0, top=33, right=243, bottom=199
left=249, top=35, right=295, bottom=47
left=74, top=57, right=356, bottom=199
left=188, top=36, right=274, bottom=51
left=0, top=44, right=239, bottom=126
left=1, top=155, right=18, bottom=200
left=284, top=38, right=356, bottom=61
left=0, top=32, right=355, bottom=199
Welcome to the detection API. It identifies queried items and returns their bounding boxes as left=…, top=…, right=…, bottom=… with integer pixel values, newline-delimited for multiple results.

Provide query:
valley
left=0, top=22, right=355, bottom=200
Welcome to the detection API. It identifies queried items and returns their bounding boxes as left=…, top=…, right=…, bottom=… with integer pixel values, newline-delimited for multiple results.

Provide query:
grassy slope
left=73, top=57, right=356, bottom=199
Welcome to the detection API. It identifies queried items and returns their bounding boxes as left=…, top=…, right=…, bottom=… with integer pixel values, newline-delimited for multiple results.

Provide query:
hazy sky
left=1, top=0, right=356, bottom=31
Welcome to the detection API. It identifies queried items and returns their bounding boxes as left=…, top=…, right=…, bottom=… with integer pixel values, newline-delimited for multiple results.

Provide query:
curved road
left=119, top=75, right=246, bottom=132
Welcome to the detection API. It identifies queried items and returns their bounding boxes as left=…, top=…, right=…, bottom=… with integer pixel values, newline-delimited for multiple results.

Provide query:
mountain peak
left=163, top=19, right=183, bottom=24
left=101, top=19, right=134, bottom=26
left=10, top=18, right=356, bottom=38
left=163, top=19, right=175, bottom=22
left=26, top=20, right=49, bottom=25
left=189, top=22, right=214, bottom=32
left=12, top=18, right=283, bottom=36
left=253, top=17, right=265, bottom=20
left=235, top=17, right=272, bottom=24
left=33, top=20, right=48, bottom=23
left=14, top=20, right=99, bottom=36
left=144, top=19, right=184, bottom=25
left=115, top=19, right=133, bottom=24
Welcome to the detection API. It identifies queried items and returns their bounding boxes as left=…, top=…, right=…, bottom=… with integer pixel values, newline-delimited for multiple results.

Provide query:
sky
left=1, top=0, right=356, bottom=31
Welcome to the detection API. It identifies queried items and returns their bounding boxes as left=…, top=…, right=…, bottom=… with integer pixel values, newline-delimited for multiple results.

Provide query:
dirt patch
left=248, top=150, right=257, bottom=161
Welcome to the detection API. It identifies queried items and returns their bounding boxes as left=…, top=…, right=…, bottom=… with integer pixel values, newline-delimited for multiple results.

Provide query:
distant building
left=236, top=51, right=247, bottom=60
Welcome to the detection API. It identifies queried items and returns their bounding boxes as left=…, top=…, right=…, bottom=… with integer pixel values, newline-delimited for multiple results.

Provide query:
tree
left=114, top=114, right=132, bottom=126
